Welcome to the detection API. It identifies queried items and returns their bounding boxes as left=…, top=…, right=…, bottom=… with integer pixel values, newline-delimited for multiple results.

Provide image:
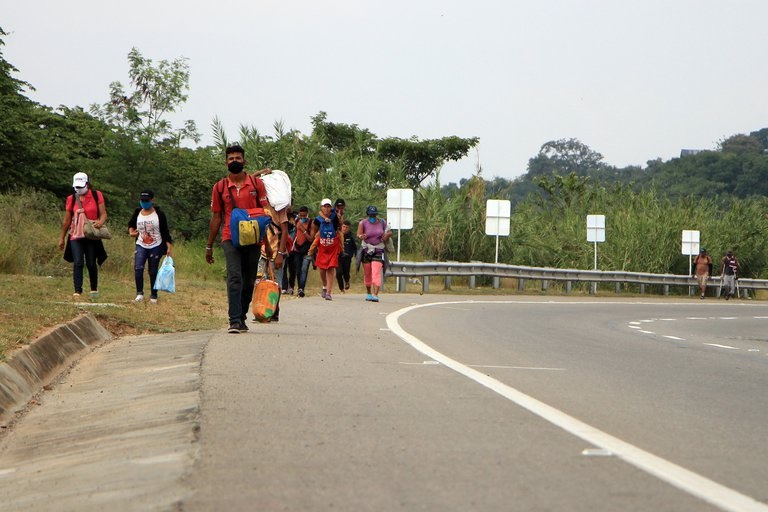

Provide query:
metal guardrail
left=385, top=261, right=768, bottom=296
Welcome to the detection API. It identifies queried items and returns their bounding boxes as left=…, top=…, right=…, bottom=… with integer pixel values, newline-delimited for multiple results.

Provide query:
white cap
left=320, top=198, right=332, bottom=206
left=72, top=172, right=88, bottom=188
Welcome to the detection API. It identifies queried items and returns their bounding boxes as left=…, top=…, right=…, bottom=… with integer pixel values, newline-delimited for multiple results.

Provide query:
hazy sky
left=3, top=0, right=767, bottom=183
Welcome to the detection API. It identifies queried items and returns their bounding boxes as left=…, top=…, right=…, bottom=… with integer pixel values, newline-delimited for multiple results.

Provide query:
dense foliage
left=2, top=28, right=768, bottom=279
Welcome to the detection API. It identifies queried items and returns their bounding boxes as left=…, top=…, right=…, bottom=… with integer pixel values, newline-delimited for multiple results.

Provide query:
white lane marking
left=582, top=448, right=613, bottom=457
left=639, top=330, right=655, bottom=334
left=387, top=301, right=768, bottom=512
left=399, top=361, right=440, bottom=366
left=704, top=343, right=738, bottom=350
left=629, top=321, right=642, bottom=325
left=468, top=365, right=565, bottom=371
left=659, top=318, right=676, bottom=321
left=718, top=317, right=738, bottom=320
left=753, top=316, right=768, bottom=319
left=663, top=336, right=686, bottom=341
left=628, top=325, right=642, bottom=329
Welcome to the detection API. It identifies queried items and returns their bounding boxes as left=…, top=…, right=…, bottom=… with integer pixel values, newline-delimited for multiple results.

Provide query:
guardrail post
left=469, top=275, right=476, bottom=289
left=542, top=280, right=548, bottom=292
left=397, top=276, right=406, bottom=293
left=640, top=284, right=645, bottom=294
left=518, top=278, right=526, bottom=291
left=493, top=277, right=500, bottom=289
left=566, top=281, right=572, bottom=294
left=615, top=282, right=621, bottom=294
left=444, top=275, right=452, bottom=290
left=663, top=285, right=669, bottom=296
left=423, top=276, right=430, bottom=293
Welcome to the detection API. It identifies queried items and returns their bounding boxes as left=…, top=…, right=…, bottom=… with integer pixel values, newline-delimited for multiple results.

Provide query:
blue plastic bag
left=155, top=255, right=176, bottom=293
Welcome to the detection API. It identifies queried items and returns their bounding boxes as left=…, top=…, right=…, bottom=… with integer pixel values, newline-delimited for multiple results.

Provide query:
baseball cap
left=366, top=205, right=378, bottom=216
left=72, top=172, right=88, bottom=188
left=140, top=189, right=154, bottom=200
left=321, top=198, right=332, bottom=207
left=335, top=198, right=346, bottom=207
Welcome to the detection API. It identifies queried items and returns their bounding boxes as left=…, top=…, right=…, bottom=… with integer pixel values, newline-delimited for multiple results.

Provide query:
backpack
left=217, top=176, right=274, bottom=248
left=316, top=215, right=337, bottom=247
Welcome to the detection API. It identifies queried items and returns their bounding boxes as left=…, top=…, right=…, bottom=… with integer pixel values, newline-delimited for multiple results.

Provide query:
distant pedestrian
left=336, top=219, right=357, bottom=292
left=720, top=250, right=739, bottom=299
left=290, top=206, right=312, bottom=297
left=59, top=172, right=108, bottom=301
left=693, top=248, right=712, bottom=299
left=128, top=189, right=173, bottom=304
left=310, top=198, right=340, bottom=300
left=357, top=205, right=392, bottom=302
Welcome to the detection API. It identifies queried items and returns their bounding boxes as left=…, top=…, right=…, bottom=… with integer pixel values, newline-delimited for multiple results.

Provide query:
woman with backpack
left=310, top=198, right=341, bottom=300
left=357, top=205, right=392, bottom=302
left=59, top=172, right=108, bottom=301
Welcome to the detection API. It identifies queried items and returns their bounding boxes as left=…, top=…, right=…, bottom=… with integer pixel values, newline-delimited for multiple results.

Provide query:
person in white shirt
left=128, top=189, right=173, bottom=304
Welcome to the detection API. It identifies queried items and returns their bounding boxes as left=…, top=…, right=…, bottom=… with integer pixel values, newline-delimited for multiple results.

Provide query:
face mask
left=228, top=161, right=244, bottom=174
left=368, top=217, right=377, bottom=223
left=140, top=201, right=153, bottom=210
left=74, top=187, right=88, bottom=196
left=299, top=218, right=308, bottom=223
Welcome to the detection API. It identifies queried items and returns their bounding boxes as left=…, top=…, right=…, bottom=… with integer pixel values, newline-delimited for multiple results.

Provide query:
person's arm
left=206, top=211, right=222, bottom=264
left=59, top=198, right=73, bottom=250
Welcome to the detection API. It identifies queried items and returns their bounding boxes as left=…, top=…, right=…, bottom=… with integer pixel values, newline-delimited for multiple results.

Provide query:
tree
left=527, top=138, right=607, bottom=178
left=376, top=135, right=479, bottom=188
left=90, top=47, right=199, bottom=146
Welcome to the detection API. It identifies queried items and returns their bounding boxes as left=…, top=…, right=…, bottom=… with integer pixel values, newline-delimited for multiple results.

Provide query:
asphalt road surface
left=1, top=293, right=767, bottom=511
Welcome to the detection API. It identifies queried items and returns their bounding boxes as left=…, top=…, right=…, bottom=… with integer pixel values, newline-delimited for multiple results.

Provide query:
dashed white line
left=704, top=343, right=738, bottom=350
left=663, top=336, right=685, bottom=341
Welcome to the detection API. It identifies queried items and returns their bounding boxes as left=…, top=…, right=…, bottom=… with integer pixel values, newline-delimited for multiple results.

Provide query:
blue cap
left=366, top=205, right=378, bottom=216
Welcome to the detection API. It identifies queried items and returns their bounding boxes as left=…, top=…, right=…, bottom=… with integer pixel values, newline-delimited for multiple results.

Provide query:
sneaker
left=298, top=289, right=305, bottom=298
left=371, top=295, right=379, bottom=302
left=365, top=294, right=373, bottom=301
left=700, top=294, right=705, bottom=299
left=134, top=294, right=144, bottom=302
left=150, top=297, right=158, bottom=304
left=321, top=289, right=327, bottom=299
left=89, top=291, right=99, bottom=300
left=72, top=293, right=82, bottom=301
left=281, top=289, right=287, bottom=294
left=228, top=323, right=241, bottom=334
left=325, top=293, right=332, bottom=301
left=288, top=288, right=294, bottom=295
left=238, top=322, right=249, bottom=332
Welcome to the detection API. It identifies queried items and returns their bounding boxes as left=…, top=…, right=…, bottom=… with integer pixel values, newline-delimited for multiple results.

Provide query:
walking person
left=205, top=144, right=279, bottom=334
left=59, top=172, right=108, bottom=301
left=720, top=250, right=739, bottom=300
left=128, top=189, right=172, bottom=304
left=291, top=206, right=312, bottom=297
left=310, top=198, right=340, bottom=300
left=357, top=205, right=392, bottom=302
left=693, top=248, right=712, bottom=299
left=336, top=219, right=356, bottom=292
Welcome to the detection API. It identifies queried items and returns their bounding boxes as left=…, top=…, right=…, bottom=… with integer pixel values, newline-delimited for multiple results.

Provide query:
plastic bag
left=260, top=170, right=292, bottom=211
left=155, top=255, right=176, bottom=293
left=252, top=262, right=280, bottom=322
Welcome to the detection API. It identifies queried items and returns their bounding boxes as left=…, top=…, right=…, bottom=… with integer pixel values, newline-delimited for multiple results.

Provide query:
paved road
left=1, top=294, right=767, bottom=511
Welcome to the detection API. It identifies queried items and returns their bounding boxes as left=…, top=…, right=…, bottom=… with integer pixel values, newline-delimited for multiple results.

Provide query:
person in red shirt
left=59, top=172, right=108, bottom=301
left=205, top=144, right=286, bottom=333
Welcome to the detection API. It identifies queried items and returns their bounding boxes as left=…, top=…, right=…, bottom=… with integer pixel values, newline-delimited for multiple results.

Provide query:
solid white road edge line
left=386, top=300, right=768, bottom=512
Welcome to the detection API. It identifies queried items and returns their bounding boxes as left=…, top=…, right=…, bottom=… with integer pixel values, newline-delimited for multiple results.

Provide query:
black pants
left=336, top=254, right=352, bottom=290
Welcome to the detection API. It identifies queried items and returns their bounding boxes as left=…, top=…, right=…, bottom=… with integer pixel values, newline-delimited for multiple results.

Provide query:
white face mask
left=74, top=186, right=88, bottom=196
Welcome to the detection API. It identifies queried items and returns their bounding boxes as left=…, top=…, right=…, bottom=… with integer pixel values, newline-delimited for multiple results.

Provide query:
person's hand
left=275, top=253, right=284, bottom=269
left=58, top=237, right=65, bottom=251
left=92, top=221, right=102, bottom=229
left=205, top=247, right=214, bottom=264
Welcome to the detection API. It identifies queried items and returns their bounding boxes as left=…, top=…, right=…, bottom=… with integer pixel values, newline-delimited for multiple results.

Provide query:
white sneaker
left=150, top=298, right=158, bottom=304
left=134, top=294, right=144, bottom=302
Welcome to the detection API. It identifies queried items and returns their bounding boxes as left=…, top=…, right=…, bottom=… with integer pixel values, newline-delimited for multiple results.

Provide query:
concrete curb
left=0, top=314, right=112, bottom=424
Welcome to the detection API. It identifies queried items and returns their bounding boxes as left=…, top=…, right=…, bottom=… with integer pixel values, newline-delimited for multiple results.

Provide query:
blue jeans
left=222, top=240, right=261, bottom=325
left=134, top=245, right=164, bottom=298
left=70, top=238, right=99, bottom=294
left=293, top=251, right=310, bottom=290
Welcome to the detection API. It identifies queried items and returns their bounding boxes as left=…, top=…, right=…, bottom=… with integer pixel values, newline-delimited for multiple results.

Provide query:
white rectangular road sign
left=386, top=188, right=414, bottom=230
left=681, top=230, right=700, bottom=256
left=586, top=215, right=605, bottom=243
left=485, top=199, right=511, bottom=236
